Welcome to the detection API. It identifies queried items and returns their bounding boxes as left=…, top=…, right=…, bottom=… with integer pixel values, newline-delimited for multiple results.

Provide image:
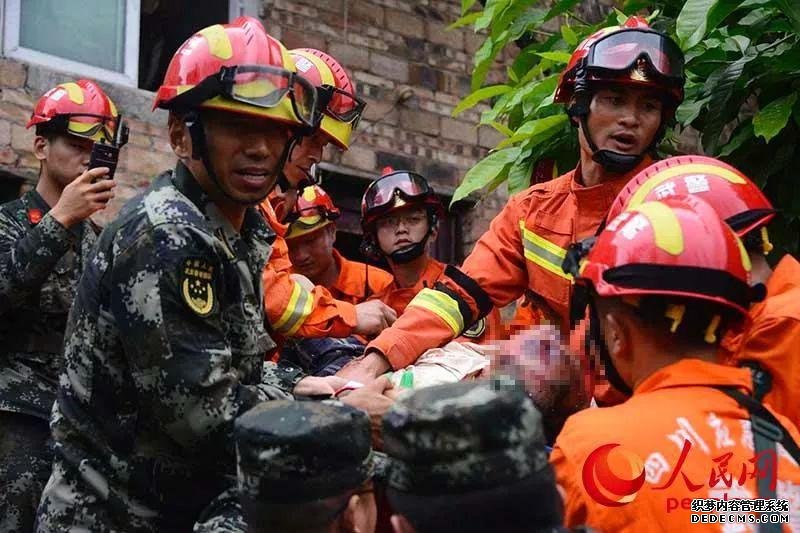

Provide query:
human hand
left=50, top=167, right=115, bottom=228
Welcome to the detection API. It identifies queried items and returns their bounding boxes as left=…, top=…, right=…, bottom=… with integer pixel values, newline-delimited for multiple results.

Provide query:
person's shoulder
left=0, top=193, right=30, bottom=223
left=107, top=174, right=215, bottom=259
left=500, top=171, right=575, bottom=216
left=557, top=402, right=638, bottom=452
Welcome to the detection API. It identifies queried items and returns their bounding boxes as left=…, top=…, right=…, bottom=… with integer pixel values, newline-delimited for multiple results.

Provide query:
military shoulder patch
left=181, top=258, right=217, bottom=317
left=462, top=317, right=486, bottom=339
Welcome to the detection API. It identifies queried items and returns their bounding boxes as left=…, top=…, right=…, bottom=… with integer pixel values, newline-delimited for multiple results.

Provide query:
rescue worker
left=286, top=184, right=393, bottom=304
left=260, top=48, right=396, bottom=344
left=0, top=79, right=120, bottom=532
left=194, top=400, right=377, bottom=533
left=361, top=169, right=502, bottom=344
left=383, top=380, right=565, bottom=533
left=604, top=154, right=800, bottom=428
left=36, top=18, right=342, bottom=531
left=552, top=196, right=800, bottom=531
left=280, top=185, right=394, bottom=376
left=338, top=17, right=687, bottom=386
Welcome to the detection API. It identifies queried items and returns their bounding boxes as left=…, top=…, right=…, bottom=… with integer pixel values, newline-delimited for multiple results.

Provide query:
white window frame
left=2, top=0, right=141, bottom=87
left=228, top=0, right=261, bottom=20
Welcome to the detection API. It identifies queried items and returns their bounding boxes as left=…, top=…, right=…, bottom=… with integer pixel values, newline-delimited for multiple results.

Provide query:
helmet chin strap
left=568, top=90, right=667, bottom=176
left=185, top=111, right=297, bottom=206
left=388, top=233, right=429, bottom=264
left=386, top=212, right=437, bottom=264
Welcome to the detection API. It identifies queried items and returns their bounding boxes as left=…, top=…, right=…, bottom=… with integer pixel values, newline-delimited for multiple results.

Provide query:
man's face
left=375, top=206, right=430, bottom=256
left=202, top=109, right=292, bottom=204
left=284, top=130, right=328, bottom=189
left=287, top=224, right=336, bottom=284
left=39, top=134, right=94, bottom=187
left=579, top=85, right=664, bottom=158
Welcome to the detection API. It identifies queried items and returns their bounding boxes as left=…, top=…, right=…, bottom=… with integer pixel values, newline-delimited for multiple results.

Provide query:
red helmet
left=578, top=196, right=755, bottom=316
left=360, top=170, right=444, bottom=232
left=27, top=79, right=119, bottom=142
left=285, top=185, right=341, bottom=240
left=554, top=16, right=684, bottom=106
left=606, top=155, right=776, bottom=237
left=153, top=17, right=316, bottom=128
left=290, top=48, right=365, bottom=150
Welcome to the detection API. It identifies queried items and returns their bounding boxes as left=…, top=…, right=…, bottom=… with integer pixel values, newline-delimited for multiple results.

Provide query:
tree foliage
left=452, top=0, right=800, bottom=255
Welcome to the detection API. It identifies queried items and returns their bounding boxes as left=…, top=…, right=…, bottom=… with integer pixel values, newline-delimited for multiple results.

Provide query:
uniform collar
left=388, top=256, right=444, bottom=292
left=332, top=249, right=359, bottom=298
left=171, top=161, right=275, bottom=263
left=24, top=189, right=52, bottom=213
left=634, top=358, right=753, bottom=396
left=571, top=156, right=654, bottom=213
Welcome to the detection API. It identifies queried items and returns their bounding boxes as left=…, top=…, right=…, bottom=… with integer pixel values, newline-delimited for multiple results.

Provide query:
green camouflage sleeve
left=0, top=211, right=74, bottom=314
left=192, top=488, right=245, bottom=533
left=111, top=223, right=290, bottom=456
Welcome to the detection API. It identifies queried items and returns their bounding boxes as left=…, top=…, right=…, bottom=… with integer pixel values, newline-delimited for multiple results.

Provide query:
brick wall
left=0, top=0, right=509, bottom=246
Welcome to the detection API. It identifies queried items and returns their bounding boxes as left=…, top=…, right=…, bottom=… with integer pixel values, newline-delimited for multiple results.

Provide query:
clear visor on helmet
left=587, top=29, right=684, bottom=82
left=364, top=172, right=432, bottom=213
left=219, top=65, right=319, bottom=127
left=317, top=85, right=366, bottom=129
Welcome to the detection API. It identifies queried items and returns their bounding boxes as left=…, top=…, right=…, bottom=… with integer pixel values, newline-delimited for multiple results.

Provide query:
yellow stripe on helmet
left=631, top=201, right=684, bottom=256
left=59, top=82, right=85, bottom=105
left=199, top=25, right=233, bottom=60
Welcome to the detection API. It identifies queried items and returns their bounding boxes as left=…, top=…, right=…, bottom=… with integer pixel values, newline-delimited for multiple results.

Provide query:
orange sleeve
left=368, top=196, right=529, bottom=368
left=735, top=314, right=800, bottom=428
left=263, top=258, right=358, bottom=340
left=549, top=442, right=589, bottom=527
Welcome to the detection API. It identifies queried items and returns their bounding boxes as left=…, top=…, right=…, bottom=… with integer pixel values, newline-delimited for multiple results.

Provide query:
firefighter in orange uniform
left=259, top=48, right=396, bottom=342
left=552, top=195, right=800, bottom=532
left=285, top=184, right=393, bottom=304
left=605, top=154, right=800, bottom=428
left=339, top=17, right=687, bottom=384
left=361, top=169, right=502, bottom=344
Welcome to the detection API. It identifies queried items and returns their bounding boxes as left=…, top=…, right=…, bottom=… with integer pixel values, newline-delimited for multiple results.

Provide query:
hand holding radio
left=50, top=167, right=116, bottom=228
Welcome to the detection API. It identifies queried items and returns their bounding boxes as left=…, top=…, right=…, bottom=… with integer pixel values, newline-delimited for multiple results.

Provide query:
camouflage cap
left=235, top=400, right=373, bottom=504
left=382, top=379, right=548, bottom=494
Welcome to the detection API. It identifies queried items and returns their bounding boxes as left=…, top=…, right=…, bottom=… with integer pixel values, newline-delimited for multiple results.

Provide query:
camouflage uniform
left=36, top=163, right=305, bottom=533
left=0, top=189, right=98, bottom=532
left=382, top=379, right=566, bottom=533
left=194, top=399, right=373, bottom=532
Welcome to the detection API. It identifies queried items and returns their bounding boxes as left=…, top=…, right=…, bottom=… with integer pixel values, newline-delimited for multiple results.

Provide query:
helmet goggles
left=45, top=113, right=118, bottom=143
left=316, top=84, right=365, bottom=129
left=363, top=172, right=433, bottom=214
left=285, top=204, right=340, bottom=226
left=586, top=29, right=684, bottom=85
left=171, top=65, right=319, bottom=127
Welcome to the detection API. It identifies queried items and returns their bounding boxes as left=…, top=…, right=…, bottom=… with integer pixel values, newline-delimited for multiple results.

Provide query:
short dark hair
left=387, top=466, right=563, bottom=533
left=601, top=294, right=741, bottom=349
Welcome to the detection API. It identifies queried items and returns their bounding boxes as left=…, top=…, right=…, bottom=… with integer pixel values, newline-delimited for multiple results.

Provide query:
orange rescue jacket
left=327, top=249, right=393, bottom=305
left=259, top=200, right=357, bottom=339
left=721, top=254, right=800, bottom=428
left=551, top=359, right=800, bottom=532
left=374, top=256, right=502, bottom=345
left=366, top=159, right=653, bottom=369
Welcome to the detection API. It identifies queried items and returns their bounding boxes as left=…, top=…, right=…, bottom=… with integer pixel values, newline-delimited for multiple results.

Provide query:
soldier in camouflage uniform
left=382, top=380, right=566, bottom=533
left=194, top=400, right=377, bottom=533
left=0, top=79, right=120, bottom=532
left=36, top=18, right=344, bottom=532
